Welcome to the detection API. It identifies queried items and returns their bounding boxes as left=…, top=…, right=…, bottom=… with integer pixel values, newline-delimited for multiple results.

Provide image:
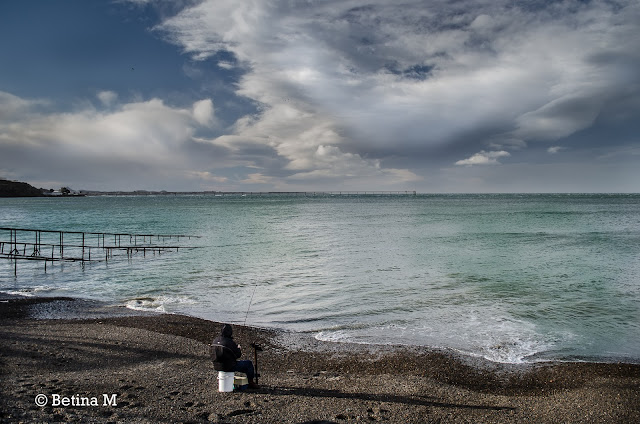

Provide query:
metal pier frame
left=0, top=227, right=200, bottom=276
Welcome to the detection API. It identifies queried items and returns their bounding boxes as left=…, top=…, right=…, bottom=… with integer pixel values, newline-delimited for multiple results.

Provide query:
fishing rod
left=243, top=281, right=263, bottom=385
left=243, top=281, right=259, bottom=326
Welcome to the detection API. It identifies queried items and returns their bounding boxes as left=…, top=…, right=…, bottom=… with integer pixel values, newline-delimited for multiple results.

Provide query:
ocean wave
left=465, top=339, right=553, bottom=364
left=124, top=295, right=196, bottom=313
left=0, top=285, right=60, bottom=297
left=314, top=324, right=557, bottom=364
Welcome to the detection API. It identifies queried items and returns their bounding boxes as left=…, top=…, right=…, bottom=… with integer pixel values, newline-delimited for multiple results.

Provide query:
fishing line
left=243, top=280, right=265, bottom=384
left=243, top=281, right=259, bottom=326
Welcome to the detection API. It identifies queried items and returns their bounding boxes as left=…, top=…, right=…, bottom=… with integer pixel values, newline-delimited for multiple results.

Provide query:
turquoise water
left=1, top=194, right=639, bottom=363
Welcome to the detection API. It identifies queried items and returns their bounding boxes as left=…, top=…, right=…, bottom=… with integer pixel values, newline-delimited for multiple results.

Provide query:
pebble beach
left=1, top=296, right=639, bottom=423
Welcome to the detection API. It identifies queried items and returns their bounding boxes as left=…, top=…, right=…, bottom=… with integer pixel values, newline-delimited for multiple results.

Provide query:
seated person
left=210, top=324, right=258, bottom=389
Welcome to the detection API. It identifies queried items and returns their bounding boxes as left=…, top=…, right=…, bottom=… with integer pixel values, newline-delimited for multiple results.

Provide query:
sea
left=1, top=193, right=639, bottom=364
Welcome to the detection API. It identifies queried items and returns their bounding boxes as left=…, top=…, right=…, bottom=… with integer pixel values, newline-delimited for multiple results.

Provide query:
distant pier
left=0, top=227, right=200, bottom=276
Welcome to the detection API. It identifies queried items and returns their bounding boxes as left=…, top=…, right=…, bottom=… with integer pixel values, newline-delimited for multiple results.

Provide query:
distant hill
left=0, top=179, right=44, bottom=197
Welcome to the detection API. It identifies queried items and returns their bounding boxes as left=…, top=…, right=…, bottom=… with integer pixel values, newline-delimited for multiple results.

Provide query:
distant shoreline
left=0, top=179, right=418, bottom=197
left=0, top=179, right=44, bottom=197
left=2, top=177, right=639, bottom=197
left=77, top=190, right=419, bottom=196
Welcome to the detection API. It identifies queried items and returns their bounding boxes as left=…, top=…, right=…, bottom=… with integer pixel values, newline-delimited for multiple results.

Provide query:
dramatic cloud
left=152, top=0, right=640, bottom=186
left=1, top=0, right=639, bottom=191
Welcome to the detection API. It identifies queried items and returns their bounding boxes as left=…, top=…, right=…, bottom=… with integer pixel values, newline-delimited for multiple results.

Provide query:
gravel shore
left=1, top=297, right=638, bottom=423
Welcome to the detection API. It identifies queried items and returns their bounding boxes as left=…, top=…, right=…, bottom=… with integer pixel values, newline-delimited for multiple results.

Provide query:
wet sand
left=1, top=297, right=639, bottom=423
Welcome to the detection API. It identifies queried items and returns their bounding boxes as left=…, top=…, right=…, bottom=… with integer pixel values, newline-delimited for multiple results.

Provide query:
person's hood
left=221, top=324, right=233, bottom=338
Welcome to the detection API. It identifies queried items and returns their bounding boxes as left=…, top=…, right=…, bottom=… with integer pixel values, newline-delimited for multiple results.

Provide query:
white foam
left=0, top=289, right=35, bottom=297
left=0, top=285, right=60, bottom=297
left=472, top=338, right=552, bottom=364
left=315, top=330, right=363, bottom=344
left=313, top=321, right=559, bottom=364
left=124, top=295, right=196, bottom=313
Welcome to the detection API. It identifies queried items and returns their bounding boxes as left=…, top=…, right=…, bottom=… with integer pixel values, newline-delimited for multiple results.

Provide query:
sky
left=0, top=0, right=639, bottom=193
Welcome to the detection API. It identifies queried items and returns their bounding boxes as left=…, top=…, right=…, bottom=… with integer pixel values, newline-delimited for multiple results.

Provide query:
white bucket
left=218, top=371, right=234, bottom=392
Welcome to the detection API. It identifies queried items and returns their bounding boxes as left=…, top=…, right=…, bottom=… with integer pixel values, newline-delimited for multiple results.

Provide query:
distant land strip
left=0, top=179, right=44, bottom=197
left=0, top=179, right=416, bottom=197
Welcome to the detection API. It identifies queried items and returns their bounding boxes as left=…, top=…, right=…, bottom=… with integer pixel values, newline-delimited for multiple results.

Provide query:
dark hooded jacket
left=210, top=324, right=242, bottom=372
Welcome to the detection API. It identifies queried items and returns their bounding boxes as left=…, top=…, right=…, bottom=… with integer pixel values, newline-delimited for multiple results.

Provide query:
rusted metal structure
left=0, top=227, right=199, bottom=276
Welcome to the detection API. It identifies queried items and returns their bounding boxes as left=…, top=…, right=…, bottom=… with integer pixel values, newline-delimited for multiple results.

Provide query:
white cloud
left=469, top=14, right=495, bottom=32
left=185, top=170, right=228, bottom=183
left=241, top=172, right=275, bottom=184
left=217, top=61, right=234, bottom=70
left=515, top=94, right=603, bottom=141
left=0, top=94, right=218, bottom=160
left=192, top=99, right=216, bottom=127
left=547, top=146, right=565, bottom=154
left=381, top=168, right=422, bottom=183
left=57, top=98, right=194, bottom=160
left=455, top=150, right=511, bottom=166
left=97, top=90, right=118, bottom=106
left=0, top=91, right=224, bottom=189
left=0, top=91, right=48, bottom=121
